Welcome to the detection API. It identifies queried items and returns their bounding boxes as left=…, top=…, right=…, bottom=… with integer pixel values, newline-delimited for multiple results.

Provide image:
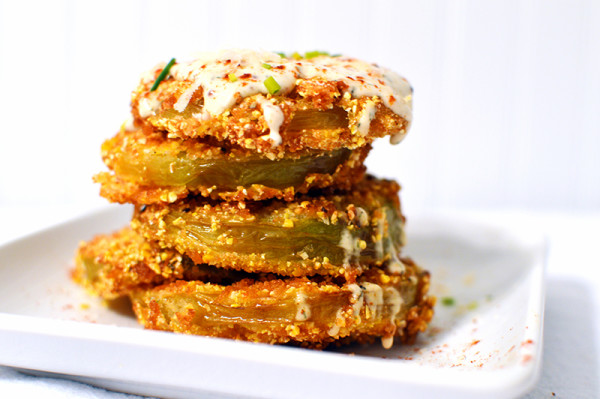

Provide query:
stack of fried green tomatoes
left=74, top=50, right=435, bottom=349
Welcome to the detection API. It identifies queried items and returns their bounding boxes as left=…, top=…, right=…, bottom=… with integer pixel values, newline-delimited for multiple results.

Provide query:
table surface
left=0, top=205, right=598, bottom=399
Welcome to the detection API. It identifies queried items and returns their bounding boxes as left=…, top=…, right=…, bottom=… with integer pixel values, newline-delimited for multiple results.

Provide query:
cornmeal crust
left=131, top=176, right=406, bottom=278
left=129, top=258, right=434, bottom=348
left=74, top=227, right=435, bottom=349
left=72, top=49, right=432, bottom=349
left=74, top=227, right=251, bottom=299
left=131, top=50, right=413, bottom=156
left=95, top=127, right=369, bottom=204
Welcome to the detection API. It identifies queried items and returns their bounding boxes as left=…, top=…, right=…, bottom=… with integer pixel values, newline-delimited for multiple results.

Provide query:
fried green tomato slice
left=94, top=127, right=369, bottom=205
left=129, top=259, right=434, bottom=348
left=131, top=50, right=412, bottom=156
left=73, top=227, right=250, bottom=300
left=132, top=176, right=406, bottom=278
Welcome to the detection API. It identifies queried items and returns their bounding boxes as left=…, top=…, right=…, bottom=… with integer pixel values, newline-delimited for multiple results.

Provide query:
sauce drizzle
left=151, top=49, right=413, bottom=146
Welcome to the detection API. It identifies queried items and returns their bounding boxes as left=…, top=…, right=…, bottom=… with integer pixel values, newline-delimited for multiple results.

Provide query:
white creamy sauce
left=381, top=206, right=405, bottom=274
left=170, top=50, right=296, bottom=117
left=380, top=287, right=403, bottom=349
left=174, top=78, right=203, bottom=113
left=256, top=96, right=284, bottom=145
left=339, top=229, right=361, bottom=265
left=294, top=60, right=412, bottom=123
left=344, top=282, right=401, bottom=348
left=294, top=292, right=312, bottom=321
left=386, top=245, right=406, bottom=274
left=327, top=308, right=345, bottom=337
left=124, top=116, right=135, bottom=131
left=389, top=130, right=407, bottom=145
left=327, top=323, right=340, bottom=337
left=157, top=49, right=412, bottom=145
left=192, top=110, right=211, bottom=121
left=381, top=335, right=394, bottom=350
left=347, top=283, right=364, bottom=317
left=355, top=206, right=369, bottom=227
left=356, top=100, right=377, bottom=136
left=138, top=97, right=161, bottom=118
left=372, top=207, right=405, bottom=272
left=383, top=286, right=403, bottom=323
left=361, top=282, right=383, bottom=316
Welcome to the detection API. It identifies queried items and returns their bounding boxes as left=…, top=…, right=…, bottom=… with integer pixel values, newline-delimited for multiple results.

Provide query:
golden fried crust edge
left=94, top=144, right=370, bottom=205
left=128, top=260, right=433, bottom=348
left=131, top=176, right=404, bottom=278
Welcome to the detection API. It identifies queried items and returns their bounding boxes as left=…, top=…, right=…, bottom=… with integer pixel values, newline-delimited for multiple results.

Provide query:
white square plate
left=0, top=207, right=545, bottom=399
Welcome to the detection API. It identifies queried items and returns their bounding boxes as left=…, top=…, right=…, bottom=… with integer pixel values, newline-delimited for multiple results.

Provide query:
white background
left=0, top=0, right=598, bottom=214
left=0, top=1, right=599, bottom=398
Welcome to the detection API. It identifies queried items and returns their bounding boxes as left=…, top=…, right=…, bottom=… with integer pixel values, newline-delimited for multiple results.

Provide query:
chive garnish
left=228, top=73, right=238, bottom=82
left=150, top=58, right=176, bottom=91
left=264, top=76, right=281, bottom=95
left=262, top=63, right=272, bottom=70
left=304, top=50, right=329, bottom=59
left=441, top=297, right=455, bottom=306
left=273, top=51, right=335, bottom=60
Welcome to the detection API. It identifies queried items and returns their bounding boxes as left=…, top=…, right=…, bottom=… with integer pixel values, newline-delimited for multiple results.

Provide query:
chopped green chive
left=150, top=58, right=176, bottom=91
left=264, top=76, right=281, bottom=95
left=228, top=73, right=238, bottom=82
left=262, top=63, right=272, bottom=70
left=441, top=297, right=455, bottom=306
left=273, top=51, right=336, bottom=60
left=304, top=50, right=329, bottom=59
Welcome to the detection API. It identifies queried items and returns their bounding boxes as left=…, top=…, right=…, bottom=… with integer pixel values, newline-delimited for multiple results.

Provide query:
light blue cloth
left=0, top=366, right=148, bottom=398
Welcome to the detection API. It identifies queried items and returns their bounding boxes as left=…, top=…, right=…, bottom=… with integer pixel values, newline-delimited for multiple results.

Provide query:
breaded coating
left=73, top=227, right=434, bottom=347
left=73, top=227, right=185, bottom=299
left=129, top=258, right=434, bottom=348
left=74, top=227, right=252, bottom=299
left=132, top=176, right=406, bottom=278
left=95, top=126, right=369, bottom=205
left=131, top=50, right=413, bottom=156
left=72, top=48, right=432, bottom=350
